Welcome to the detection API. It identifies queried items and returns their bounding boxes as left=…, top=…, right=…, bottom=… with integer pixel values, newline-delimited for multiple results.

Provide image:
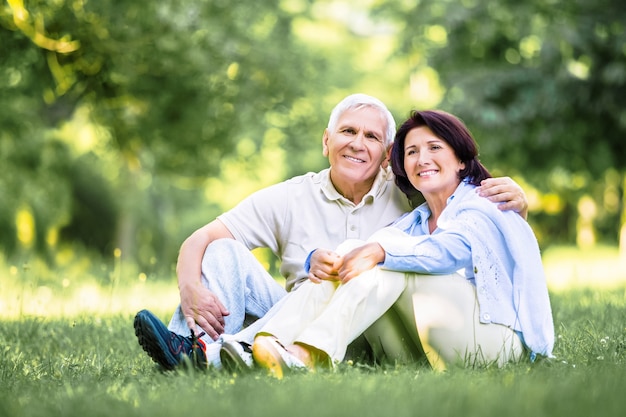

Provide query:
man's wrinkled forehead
left=336, top=107, right=386, bottom=136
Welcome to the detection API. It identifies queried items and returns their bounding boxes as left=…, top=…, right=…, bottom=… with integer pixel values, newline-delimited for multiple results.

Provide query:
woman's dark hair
left=390, top=110, right=492, bottom=199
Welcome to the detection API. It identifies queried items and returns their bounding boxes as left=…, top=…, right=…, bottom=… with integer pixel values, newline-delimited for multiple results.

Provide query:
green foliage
left=374, top=0, right=626, bottom=246
left=2, top=0, right=323, bottom=175
left=3, top=0, right=626, bottom=265
left=384, top=0, right=626, bottom=176
left=0, top=0, right=333, bottom=266
left=1, top=284, right=625, bottom=417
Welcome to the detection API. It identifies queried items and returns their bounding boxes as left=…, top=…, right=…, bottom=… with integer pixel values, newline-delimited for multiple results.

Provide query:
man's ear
left=322, top=129, right=330, bottom=157
left=381, top=144, right=392, bottom=169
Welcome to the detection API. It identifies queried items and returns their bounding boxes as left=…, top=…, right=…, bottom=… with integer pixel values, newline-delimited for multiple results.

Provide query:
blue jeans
left=168, top=239, right=287, bottom=344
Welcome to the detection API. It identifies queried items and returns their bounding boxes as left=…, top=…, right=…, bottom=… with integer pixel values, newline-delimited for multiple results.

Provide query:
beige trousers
left=260, top=239, right=523, bottom=369
left=365, top=272, right=524, bottom=370
left=259, top=266, right=406, bottom=363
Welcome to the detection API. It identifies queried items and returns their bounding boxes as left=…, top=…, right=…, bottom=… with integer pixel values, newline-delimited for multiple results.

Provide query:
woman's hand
left=337, top=242, right=386, bottom=284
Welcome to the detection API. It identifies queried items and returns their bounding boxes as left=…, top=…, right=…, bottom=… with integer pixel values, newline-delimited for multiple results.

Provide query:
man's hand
left=337, top=242, right=385, bottom=284
left=308, top=249, right=342, bottom=283
left=175, top=220, right=234, bottom=340
left=477, top=176, right=528, bottom=219
left=179, top=283, right=229, bottom=340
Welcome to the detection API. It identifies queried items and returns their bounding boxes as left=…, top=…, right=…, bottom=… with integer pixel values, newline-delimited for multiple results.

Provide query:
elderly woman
left=252, top=110, right=554, bottom=377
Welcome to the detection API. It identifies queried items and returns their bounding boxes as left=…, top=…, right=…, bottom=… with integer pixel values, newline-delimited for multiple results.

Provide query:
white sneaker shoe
left=220, top=339, right=254, bottom=373
left=252, top=336, right=307, bottom=379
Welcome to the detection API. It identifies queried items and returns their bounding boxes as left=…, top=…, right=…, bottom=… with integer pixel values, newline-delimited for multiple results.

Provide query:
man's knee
left=202, top=239, right=256, bottom=271
left=204, top=238, right=244, bottom=257
left=200, top=239, right=249, bottom=288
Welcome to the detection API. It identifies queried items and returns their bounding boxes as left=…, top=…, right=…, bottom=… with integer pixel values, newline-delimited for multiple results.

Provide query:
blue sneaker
left=134, top=309, right=207, bottom=370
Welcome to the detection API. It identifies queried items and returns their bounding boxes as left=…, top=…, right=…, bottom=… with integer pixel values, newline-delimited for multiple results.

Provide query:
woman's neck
left=425, top=195, right=450, bottom=234
left=423, top=181, right=463, bottom=233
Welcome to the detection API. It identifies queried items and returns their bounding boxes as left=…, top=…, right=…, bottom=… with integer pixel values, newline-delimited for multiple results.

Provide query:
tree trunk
left=619, top=172, right=626, bottom=261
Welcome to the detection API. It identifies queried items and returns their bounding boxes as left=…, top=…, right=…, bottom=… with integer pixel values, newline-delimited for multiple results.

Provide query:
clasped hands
left=307, top=242, right=385, bottom=285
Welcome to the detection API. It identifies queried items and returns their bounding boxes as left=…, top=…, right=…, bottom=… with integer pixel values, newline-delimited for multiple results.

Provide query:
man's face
left=323, top=107, right=389, bottom=190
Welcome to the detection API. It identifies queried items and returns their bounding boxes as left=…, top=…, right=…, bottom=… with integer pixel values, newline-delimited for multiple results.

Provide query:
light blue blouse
left=370, top=180, right=554, bottom=358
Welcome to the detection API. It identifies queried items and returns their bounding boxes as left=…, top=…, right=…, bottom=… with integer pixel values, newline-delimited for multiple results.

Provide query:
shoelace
left=189, top=329, right=207, bottom=367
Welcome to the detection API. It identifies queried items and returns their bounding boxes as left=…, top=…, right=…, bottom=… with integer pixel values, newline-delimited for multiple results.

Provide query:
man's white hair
left=327, top=93, right=396, bottom=147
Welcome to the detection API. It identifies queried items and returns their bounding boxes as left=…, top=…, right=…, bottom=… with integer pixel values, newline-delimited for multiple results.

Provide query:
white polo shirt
left=218, top=167, right=412, bottom=290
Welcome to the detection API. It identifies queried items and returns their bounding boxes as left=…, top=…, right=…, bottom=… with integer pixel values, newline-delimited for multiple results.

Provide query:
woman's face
left=403, top=126, right=465, bottom=200
left=323, top=106, right=388, bottom=190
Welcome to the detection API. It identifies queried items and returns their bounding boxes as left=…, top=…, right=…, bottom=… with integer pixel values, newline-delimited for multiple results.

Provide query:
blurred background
left=1, top=0, right=625, bottom=316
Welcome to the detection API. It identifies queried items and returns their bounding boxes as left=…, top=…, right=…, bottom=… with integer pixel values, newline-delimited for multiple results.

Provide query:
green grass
left=1, top=247, right=626, bottom=417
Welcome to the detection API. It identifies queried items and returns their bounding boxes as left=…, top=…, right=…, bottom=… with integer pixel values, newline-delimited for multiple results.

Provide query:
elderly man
left=134, top=94, right=527, bottom=370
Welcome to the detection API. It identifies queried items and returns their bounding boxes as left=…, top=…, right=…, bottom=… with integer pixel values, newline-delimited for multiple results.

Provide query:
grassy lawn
left=1, top=246, right=626, bottom=417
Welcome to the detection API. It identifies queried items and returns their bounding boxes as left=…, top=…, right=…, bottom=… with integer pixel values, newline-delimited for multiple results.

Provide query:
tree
left=0, top=0, right=329, bottom=267
left=378, top=0, right=626, bottom=248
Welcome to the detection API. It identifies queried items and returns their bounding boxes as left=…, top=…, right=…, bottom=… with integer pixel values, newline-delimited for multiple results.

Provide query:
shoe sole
left=220, top=343, right=252, bottom=374
left=252, top=337, right=288, bottom=379
left=133, top=311, right=178, bottom=370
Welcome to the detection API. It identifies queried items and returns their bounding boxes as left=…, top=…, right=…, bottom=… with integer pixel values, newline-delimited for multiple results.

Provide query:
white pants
left=365, top=272, right=524, bottom=370
left=259, top=239, right=524, bottom=369
left=259, top=267, right=407, bottom=364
